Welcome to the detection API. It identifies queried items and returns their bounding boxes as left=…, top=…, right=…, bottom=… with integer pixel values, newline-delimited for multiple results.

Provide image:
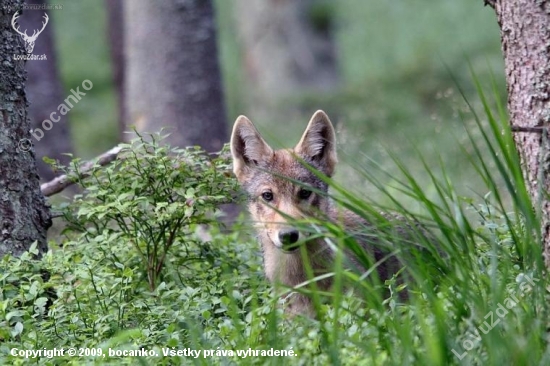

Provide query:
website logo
left=11, top=11, right=49, bottom=54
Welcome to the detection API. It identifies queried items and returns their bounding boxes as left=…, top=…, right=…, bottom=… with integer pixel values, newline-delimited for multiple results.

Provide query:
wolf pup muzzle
left=278, top=228, right=301, bottom=252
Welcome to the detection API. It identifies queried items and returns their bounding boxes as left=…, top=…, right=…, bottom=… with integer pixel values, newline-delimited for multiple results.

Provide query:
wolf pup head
left=230, top=110, right=337, bottom=252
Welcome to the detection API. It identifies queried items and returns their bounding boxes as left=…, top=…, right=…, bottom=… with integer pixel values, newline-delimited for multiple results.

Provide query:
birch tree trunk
left=0, top=0, right=52, bottom=257
left=488, top=0, right=550, bottom=264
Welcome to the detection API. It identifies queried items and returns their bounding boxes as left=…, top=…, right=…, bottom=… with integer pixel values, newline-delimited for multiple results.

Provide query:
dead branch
left=41, top=145, right=123, bottom=197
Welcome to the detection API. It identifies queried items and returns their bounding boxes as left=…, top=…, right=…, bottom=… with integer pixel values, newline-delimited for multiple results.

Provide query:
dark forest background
left=33, top=0, right=503, bottom=205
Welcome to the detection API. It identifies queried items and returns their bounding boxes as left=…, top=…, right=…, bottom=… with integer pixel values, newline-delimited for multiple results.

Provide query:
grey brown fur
left=230, top=110, right=405, bottom=316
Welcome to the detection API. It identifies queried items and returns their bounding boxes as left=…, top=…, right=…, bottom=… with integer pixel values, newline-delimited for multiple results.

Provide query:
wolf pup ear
left=294, top=110, right=338, bottom=176
left=230, top=115, right=273, bottom=181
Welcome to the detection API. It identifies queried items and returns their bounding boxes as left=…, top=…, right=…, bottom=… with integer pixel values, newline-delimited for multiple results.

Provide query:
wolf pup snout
left=278, top=228, right=300, bottom=251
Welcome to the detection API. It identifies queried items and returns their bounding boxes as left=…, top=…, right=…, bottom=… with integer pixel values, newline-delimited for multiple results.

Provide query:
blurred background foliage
left=48, top=0, right=503, bottom=208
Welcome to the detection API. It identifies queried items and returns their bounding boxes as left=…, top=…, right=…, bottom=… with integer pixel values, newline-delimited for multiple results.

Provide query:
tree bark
left=124, top=0, right=227, bottom=152
left=490, top=1, right=550, bottom=264
left=19, top=0, right=74, bottom=181
left=0, top=0, right=52, bottom=257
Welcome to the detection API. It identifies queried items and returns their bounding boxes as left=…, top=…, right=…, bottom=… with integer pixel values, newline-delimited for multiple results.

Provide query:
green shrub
left=61, top=133, right=239, bottom=291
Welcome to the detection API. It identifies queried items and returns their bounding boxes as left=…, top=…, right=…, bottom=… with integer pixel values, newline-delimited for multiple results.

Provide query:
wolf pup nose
left=278, top=228, right=300, bottom=251
left=230, top=110, right=404, bottom=317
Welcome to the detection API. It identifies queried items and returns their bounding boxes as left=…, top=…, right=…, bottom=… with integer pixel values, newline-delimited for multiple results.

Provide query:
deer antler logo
left=11, top=11, right=49, bottom=54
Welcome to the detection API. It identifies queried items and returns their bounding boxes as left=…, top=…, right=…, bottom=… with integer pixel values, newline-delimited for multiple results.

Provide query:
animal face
left=230, top=110, right=337, bottom=252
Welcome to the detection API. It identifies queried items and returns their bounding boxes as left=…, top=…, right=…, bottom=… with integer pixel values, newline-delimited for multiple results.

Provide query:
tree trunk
left=124, top=0, right=227, bottom=152
left=19, top=0, right=74, bottom=181
left=0, top=1, right=52, bottom=257
left=234, top=0, right=339, bottom=114
left=489, top=0, right=550, bottom=264
left=105, top=0, right=126, bottom=141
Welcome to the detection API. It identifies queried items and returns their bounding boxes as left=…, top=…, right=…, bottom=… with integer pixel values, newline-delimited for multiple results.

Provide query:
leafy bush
left=61, top=134, right=239, bottom=291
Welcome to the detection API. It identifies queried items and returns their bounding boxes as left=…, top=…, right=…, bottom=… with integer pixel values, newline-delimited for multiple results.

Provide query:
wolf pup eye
left=298, top=189, right=312, bottom=200
left=261, top=191, right=274, bottom=202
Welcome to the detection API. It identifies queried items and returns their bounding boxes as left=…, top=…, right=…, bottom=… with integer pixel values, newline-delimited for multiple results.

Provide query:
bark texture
left=0, top=0, right=52, bottom=257
left=124, top=0, right=227, bottom=152
left=19, top=1, right=74, bottom=181
left=491, top=1, right=550, bottom=264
